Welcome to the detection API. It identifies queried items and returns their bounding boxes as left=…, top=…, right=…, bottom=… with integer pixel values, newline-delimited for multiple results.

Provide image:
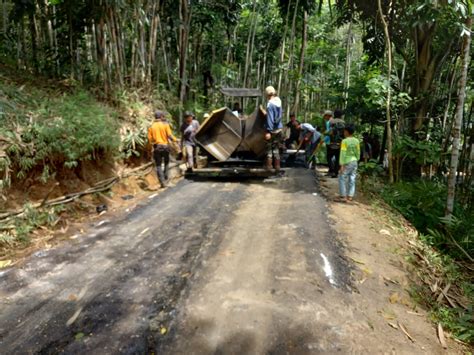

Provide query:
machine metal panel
left=195, top=108, right=243, bottom=161
left=242, top=105, right=267, bottom=158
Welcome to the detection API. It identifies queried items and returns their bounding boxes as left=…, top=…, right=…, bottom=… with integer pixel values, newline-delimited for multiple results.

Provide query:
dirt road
left=0, top=169, right=448, bottom=354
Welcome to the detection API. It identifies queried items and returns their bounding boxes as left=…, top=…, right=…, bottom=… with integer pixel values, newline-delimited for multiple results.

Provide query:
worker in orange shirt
left=148, top=111, right=178, bottom=188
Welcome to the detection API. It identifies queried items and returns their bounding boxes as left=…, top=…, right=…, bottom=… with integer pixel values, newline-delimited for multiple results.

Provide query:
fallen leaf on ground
left=0, top=260, right=12, bottom=268
left=388, top=322, right=399, bottom=329
left=380, top=309, right=397, bottom=320
left=379, top=229, right=391, bottom=236
left=361, top=266, right=372, bottom=275
left=406, top=311, right=423, bottom=317
left=438, top=323, right=448, bottom=349
left=436, top=283, right=451, bottom=303
left=398, top=322, right=415, bottom=342
left=66, top=307, right=83, bottom=326
left=389, top=293, right=400, bottom=304
left=383, top=276, right=399, bottom=285
left=160, top=327, right=167, bottom=335
left=138, top=228, right=150, bottom=237
left=75, top=332, right=85, bottom=340
left=349, top=257, right=365, bottom=265
left=400, top=298, right=413, bottom=307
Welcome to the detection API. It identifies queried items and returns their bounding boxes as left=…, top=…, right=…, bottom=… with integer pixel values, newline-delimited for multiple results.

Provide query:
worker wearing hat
left=264, top=86, right=283, bottom=171
left=325, top=109, right=345, bottom=177
left=180, top=111, right=200, bottom=172
left=148, top=110, right=178, bottom=188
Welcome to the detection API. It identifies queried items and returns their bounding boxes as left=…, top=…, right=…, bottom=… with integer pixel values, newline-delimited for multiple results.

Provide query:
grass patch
left=0, top=75, right=120, bottom=193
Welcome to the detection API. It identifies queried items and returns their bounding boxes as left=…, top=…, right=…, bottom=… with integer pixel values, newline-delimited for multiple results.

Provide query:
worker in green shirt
left=338, top=123, right=360, bottom=202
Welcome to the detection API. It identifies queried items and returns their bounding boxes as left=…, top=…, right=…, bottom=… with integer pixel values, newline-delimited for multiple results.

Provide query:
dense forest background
left=0, top=0, right=473, bottom=343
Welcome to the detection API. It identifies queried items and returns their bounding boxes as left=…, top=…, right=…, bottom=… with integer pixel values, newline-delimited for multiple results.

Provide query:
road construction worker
left=180, top=111, right=200, bottom=172
left=148, top=111, right=178, bottom=188
left=232, top=102, right=243, bottom=118
left=322, top=110, right=334, bottom=176
left=285, top=112, right=300, bottom=149
left=296, top=122, right=321, bottom=168
left=264, top=86, right=283, bottom=171
left=327, top=109, right=345, bottom=178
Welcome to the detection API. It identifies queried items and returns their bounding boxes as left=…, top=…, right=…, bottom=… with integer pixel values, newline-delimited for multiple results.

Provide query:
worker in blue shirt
left=264, top=86, right=283, bottom=171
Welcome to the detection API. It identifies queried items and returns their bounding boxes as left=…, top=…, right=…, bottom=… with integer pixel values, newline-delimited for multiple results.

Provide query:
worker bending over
left=148, top=111, right=178, bottom=188
left=296, top=122, right=321, bottom=167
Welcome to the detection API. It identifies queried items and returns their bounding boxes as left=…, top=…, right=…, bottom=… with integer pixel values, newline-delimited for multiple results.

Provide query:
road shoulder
left=317, top=166, right=465, bottom=354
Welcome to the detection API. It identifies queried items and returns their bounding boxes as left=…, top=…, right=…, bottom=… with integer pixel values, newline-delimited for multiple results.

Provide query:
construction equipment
left=187, top=88, right=280, bottom=178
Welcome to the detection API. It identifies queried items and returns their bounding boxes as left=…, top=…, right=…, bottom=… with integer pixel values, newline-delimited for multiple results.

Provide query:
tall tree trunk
left=292, top=10, right=308, bottom=116
left=2, top=0, right=7, bottom=35
left=446, top=16, right=472, bottom=216
left=285, top=0, right=300, bottom=119
left=378, top=0, right=394, bottom=183
left=277, top=0, right=292, bottom=93
left=29, top=12, right=38, bottom=72
left=148, top=1, right=158, bottom=85
left=343, top=20, right=353, bottom=110
left=178, top=0, right=191, bottom=125
left=243, top=0, right=257, bottom=88
left=157, top=11, right=172, bottom=90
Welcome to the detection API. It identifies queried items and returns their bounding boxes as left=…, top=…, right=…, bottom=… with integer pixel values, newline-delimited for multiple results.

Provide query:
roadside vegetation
left=0, top=0, right=473, bottom=346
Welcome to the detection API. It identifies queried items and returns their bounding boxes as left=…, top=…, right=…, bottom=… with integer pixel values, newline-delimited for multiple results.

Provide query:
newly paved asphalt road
left=0, top=169, right=355, bottom=354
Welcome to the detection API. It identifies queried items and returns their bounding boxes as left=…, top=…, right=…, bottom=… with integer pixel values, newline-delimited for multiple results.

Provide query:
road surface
left=0, top=169, right=432, bottom=354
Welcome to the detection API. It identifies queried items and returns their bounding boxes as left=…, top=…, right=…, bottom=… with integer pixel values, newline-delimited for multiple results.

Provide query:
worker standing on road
left=148, top=111, right=178, bottom=188
left=264, top=86, right=283, bottom=171
left=295, top=122, right=321, bottom=168
left=180, top=111, right=200, bottom=173
left=322, top=110, right=334, bottom=176
left=327, top=109, right=345, bottom=178
left=338, top=123, right=360, bottom=202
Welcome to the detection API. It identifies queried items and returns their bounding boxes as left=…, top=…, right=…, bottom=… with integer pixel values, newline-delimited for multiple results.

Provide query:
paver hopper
left=190, top=88, right=280, bottom=178
left=195, top=107, right=243, bottom=161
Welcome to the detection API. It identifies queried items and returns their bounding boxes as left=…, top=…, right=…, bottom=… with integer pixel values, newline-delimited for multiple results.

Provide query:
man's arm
left=167, top=124, right=178, bottom=143
left=148, top=126, right=153, bottom=144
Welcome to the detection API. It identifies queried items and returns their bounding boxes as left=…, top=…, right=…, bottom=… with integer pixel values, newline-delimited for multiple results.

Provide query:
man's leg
left=265, top=137, right=273, bottom=170
left=154, top=148, right=166, bottom=187
left=332, top=148, right=341, bottom=177
left=327, top=147, right=335, bottom=174
left=347, top=161, right=358, bottom=198
left=163, top=149, right=170, bottom=184
left=185, top=145, right=194, bottom=170
left=192, top=146, right=198, bottom=169
left=272, top=133, right=282, bottom=171
left=338, top=167, right=347, bottom=197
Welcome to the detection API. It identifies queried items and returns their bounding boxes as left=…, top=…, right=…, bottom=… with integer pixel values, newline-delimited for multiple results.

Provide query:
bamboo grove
left=0, top=0, right=473, bottom=259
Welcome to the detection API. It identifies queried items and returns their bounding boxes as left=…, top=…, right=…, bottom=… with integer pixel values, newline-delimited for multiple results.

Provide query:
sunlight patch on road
left=320, top=253, right=337, bottom=286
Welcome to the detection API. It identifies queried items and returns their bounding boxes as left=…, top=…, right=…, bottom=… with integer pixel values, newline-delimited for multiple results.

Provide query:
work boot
left=274, top=159, right=281, bottom=172
left=265, top=157, right=273, bottom=170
